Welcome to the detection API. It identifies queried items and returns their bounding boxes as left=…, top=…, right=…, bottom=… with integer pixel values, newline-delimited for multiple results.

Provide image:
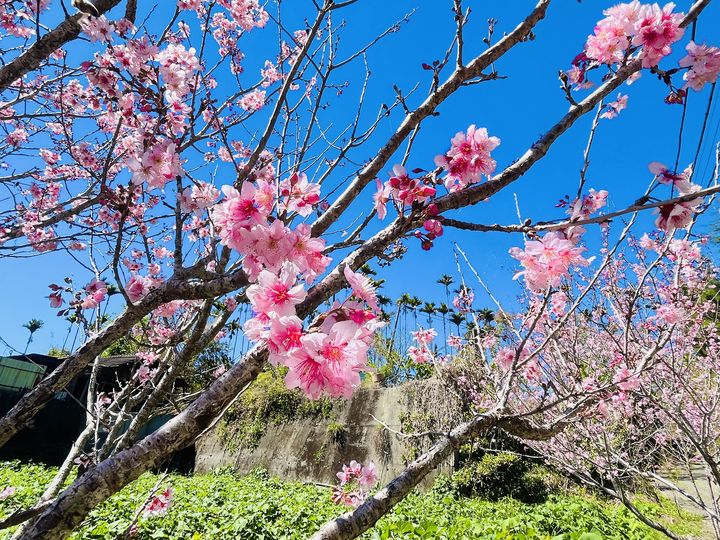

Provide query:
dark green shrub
left=450, top=452, right=548, bottom=503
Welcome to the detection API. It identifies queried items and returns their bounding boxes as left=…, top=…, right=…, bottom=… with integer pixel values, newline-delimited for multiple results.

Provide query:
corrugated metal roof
left=98, top=355, right=137, bottom=368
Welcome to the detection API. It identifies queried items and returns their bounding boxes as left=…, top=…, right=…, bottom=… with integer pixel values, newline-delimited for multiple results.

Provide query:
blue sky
left=1, top=0, right=719, bottom=355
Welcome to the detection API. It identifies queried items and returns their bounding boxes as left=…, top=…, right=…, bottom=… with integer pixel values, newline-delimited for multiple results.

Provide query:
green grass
left=0, top=461, right=706, bottom=539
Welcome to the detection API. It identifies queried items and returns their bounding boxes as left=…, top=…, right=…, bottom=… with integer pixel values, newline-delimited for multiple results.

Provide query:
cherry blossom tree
left=0, top=0, right=719, bottom=538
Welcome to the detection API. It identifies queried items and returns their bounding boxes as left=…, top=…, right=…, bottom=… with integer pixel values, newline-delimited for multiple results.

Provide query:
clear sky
left=1, top=0, right=719, bottom=355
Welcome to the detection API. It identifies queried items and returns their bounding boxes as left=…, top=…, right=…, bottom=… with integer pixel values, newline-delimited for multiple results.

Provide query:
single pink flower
left=344, top=266, right=379, bottom=312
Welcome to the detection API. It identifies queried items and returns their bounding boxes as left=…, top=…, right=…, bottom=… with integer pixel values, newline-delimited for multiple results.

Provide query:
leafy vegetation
left=448, top=452, right=549, bottom=503
left=0, top=461, right=705, bottom=539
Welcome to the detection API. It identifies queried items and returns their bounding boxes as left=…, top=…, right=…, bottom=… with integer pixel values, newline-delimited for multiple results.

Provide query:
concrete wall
left=195, top=381, right=458, bottom=486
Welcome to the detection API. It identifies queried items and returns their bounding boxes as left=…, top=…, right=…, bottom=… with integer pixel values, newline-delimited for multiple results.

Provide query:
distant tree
left=450, top=312, right=466, bottom=335
left=438, top=274, right=455, bottom=305
left=22, top=319, right=44, bottom=354
left=47, top=347, right=70, bottom=358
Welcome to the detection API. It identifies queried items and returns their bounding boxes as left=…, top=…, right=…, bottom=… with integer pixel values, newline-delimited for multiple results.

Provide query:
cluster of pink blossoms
left=0, top=0, right=49, bottom=39
left=211, top=179, right=329, bottom=282
left=600, top=93, right=629, bottom=120
left=493, top=346, right=533, bottom=373
left=453, top=288, right=474, bottom=313
left=679, top=41, right=720, bottom=91
left=510, top=232, right=594, bottom=292
left=212, top=172, right=384, bottom=398
left=510, top=189, right=609, bottom=292
left=408, top=327, right=437, bottom=364
left=179, top=182, right=220, bottom=215
left=126, top=273, right=163, bottom=303
left=127, top=139, right=185, bottom=191
left=143, top=487, right=173, bottom=517
left=79, top=279, right=108, bottom=310
left=648, top=162, right=702, bottom=231
left=332, top=460, right=378, bottom=507
left=447, top=335, right=464, bottom=349
left=373, top=164, right=436, bottom=220
left=584, top=1, right=684, bottom=68
left=202, top=0, right=268, bottom=72
left=568, top=2, right=720, bottom=105
left=135, top=351, right=161, bottom=384
left=47, top=278, right=108, bottom=312
left=244, top=265, right=383, bottom=399
left=156, top=43, right=201, bottom=102
left=434, top=125, right=501, bottom=192
left=278, top=172, right=321, bottom=217
left=372, top=125, right=499, bottom=251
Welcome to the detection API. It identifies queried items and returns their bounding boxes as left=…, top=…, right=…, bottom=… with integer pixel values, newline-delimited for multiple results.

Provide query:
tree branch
left=0, top=0, right=123, bottom=91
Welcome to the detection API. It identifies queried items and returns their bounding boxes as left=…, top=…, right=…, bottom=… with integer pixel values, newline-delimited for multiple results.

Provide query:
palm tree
left=377, top=295, right=392, bottom=308
left=378, top=295, right=393, bottom=337
left=22, top=319, right=44, bottom=354
left=420, top=302, right=436, bottom=325
left=437, top=274, right=454, bottom=305
left=390, top=294, right=412, bottom=351
left=478, top=308, right=495, bottom=325
left=450, top=312, right=466, bottom=334
left=437, top=303, right=450, bottom=343
left=407, top=296, right=422, bottom=326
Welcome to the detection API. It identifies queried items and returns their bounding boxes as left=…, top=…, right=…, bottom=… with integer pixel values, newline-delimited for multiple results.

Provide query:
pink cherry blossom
left=268, top=315, right=304, bottom=362
left=332, top=460, right=377, bottom=507
left=495, top=348, right=516, bottom=371
left=648, top=162, right=692, bottom=189
left=631, top=3, right=684, bottom=68
left=343, top=266, right=379, bottom=312
left=679, top=41, right=720, bottom=91
left=126, top=139, right=184, bottom=190
left=423, top=219, right=443, bottom=237
left=239, top=90, right=266, bottom=111
left=654, top=181, right=702, bottom=232
left=600, top=93, right=629, bottom=119
left=279, top=172, right=320, bottom=217
left=384, top=165, right=436, bottom=208
left=453, top=288, right=474, bottom=313
left=411, top=327, right=437, bottom=347
left=126, top=274, right=155, bottom=303
left=656, top=304, right=684, bottom=325
left=373, top=179, right=390, bottom=220
left=48, top=291, right=63, bottom=308
left=144, top=487, right=173, bottom=517
left=435, top=125, right=500, bottom=192
left=408, top=345, right=433, bottom=364
left=180, top=182, right=219, bottom=214
left=509, top=232, right=593, bottom=292
left=613, top=366, right=640, bottom=392
left=246, top=264, right=306, bottom=317
left=583, top=2, right=684, bottom=69
left=359, top=461, right=378, bottom=487
left=80, top=279, right=107, bottom=310
left=284, top=349, right=333, bottom=399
